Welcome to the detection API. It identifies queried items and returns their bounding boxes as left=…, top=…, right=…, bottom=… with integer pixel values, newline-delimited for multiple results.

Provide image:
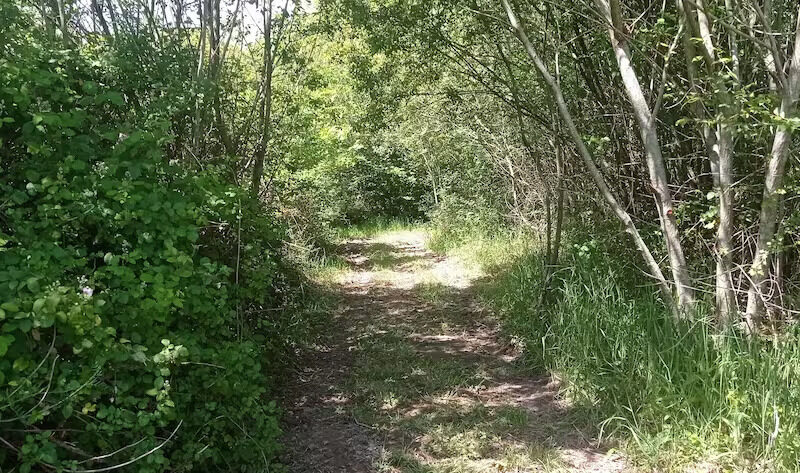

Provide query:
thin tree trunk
left=91, top=0, right=111, bottom=35
left=41, top=0, right=55, bottom=40
left=724, top=0, right=741, bottom=79
left=552, top=141, right=564, bottom=267
left=106, top=0, right=118, bottom=36
left=715, top=126, right=737, bottom=321
left=596, top=0, right=695, bottom=315
left=745, top=9, right=800, bottom=328
left=502, top=0, right=677, bottom=315
left=545, top=190, right=552, bottom=263
left=699, top=0, right=737, bottom=323
left=175, top=0, right=183, bottom=32
left=678, top=0, right=737, bottom=322
left=496, top=42, right=552, bottom=247
left=56, top=0, right=69, bottom=45
left=251, top=0, right=274, bottom=197
left=207, top=0, right=233, bottom=154
left=192, top=0, right=208, bottom=152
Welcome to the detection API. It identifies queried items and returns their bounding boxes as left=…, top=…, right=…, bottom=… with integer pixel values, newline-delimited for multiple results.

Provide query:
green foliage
left=279, top=22, right=431, bottom=253
left=0, top=8, right=293, bottom=471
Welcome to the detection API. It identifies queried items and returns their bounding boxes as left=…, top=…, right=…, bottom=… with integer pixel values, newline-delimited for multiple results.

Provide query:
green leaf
left=17, top=319, right=32, bottom=332
left=1, top=302, right=19, bottom=313
left=13, top=357, right=29, bottom=371
left=32, top=298, right=45, bottom=313
left=106, top=92, right=125, bottom=106
left=132, top=351, right=147, bottom=364
left=0, top=335, right=15, bottom=357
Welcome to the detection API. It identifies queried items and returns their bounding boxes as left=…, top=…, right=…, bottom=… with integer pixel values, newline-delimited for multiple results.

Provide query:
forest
left=2, top=0, right=800, bottom=471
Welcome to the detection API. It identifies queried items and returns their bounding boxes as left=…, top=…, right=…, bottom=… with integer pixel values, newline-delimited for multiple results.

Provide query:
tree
left=502, top=0, right=678, bottom=312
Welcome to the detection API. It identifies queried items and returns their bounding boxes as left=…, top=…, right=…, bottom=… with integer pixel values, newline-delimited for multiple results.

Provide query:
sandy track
left=282, top=230, right=627, bottom=472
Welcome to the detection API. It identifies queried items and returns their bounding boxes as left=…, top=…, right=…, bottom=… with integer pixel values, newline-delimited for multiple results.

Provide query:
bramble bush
left=0, top=5, right=291, bottom=471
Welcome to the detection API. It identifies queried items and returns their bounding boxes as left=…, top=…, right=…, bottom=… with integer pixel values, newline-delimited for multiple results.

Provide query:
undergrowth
left=0, top=8, right=325, bottom=471
left=430, top=223, right=800, bottom=472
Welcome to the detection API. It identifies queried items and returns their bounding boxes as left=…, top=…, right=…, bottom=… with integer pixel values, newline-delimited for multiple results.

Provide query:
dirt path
left=282, top=230, right=627, bottom=472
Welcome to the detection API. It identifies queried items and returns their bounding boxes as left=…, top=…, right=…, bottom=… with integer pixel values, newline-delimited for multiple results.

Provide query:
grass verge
left=431, top=224, right=800, bottom=472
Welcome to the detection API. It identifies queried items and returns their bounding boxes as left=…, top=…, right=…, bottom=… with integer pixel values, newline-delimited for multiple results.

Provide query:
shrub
left=0, top=9, right=287, bottom=472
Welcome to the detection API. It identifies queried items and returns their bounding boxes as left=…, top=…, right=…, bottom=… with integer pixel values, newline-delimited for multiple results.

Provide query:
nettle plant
left=0, top=9, right=284, bottom=472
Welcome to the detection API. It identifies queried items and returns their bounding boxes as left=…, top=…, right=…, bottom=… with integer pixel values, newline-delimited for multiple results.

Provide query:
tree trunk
left=192, top=0, right=208, bottom=152
left=745, top=9, right=800, bottom=330
left=502, top=0, right=677, bottom=315
left=678, top=0, right=737, bottom=323
left=41, top=0, right=56, bottom=40
left=105, top=0, right=118, bottom=36
left=715, top=126, right=737, bottom=321
left=552, top=140, right=564, bottom=267
left=55, top=0, right=69, bottom=45
left=596, top=0, right=695, bottom=315
left=91, top=0, right=111, bottom=35
left=251, top=0, right=274, bottom=198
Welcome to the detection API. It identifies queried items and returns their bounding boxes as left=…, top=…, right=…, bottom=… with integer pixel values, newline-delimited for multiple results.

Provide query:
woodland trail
left=282, top=230, right=627, bottom=472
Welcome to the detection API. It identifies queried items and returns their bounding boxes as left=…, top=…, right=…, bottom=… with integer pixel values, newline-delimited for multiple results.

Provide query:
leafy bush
left=0, top=8, right=290, bottom=471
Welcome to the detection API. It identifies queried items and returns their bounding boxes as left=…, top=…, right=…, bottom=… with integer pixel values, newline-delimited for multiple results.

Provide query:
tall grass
left=440, top=226, right=800, bottom=471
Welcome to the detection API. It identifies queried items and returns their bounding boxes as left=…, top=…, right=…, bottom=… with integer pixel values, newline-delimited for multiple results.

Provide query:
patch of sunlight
left=439, top=232, right=536, bottom=279
left=373, top=229, right=429, bottom=246
left=358, top=241, right=429, bottom=271
left=424, top=424, right=498, bottom=460
left=404, top=257, right=434, bottom=272
left=381, top=392, right=400, bottom=410
left=428, top=255, right=483, bottom=290
left=307, top=254, right=351, bottom=284
left=335, top=219, right=419, bottom=240
left=501, top=444, right=568, bottom=472
left=382, top=448, right=567, bottom=473
left=371, top=268, right=404, bottom=285
left=411, top=367, right=427, bottom=376
left=417, top=280, right=450, bottom=303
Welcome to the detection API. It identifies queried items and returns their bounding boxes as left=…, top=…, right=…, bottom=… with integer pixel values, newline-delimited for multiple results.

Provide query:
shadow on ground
left=281, top=231, right=626, bottom=473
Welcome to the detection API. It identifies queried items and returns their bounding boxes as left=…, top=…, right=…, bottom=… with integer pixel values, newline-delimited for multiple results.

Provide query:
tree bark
left=55, top=0, right=69, bottom=45
left=91, top=0, right=111, bottom=35
left=552, top=139, right=564, bottom=267
left=502, top=0, right=677, bottom=315
left=251, top=0, right=274, bottom=197
left=745, top=8, right=800, bottom=329
left=595, top=0, right=695, bottom=315
left=192, top=0, right=208, bottom=152
left=105, top=0, right=118, bottom=36
left=677, top=0, right=737, bottom=323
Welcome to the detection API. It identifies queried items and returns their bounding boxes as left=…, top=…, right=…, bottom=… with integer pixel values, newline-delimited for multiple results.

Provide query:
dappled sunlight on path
left=282, top=230, right=627, bottom=473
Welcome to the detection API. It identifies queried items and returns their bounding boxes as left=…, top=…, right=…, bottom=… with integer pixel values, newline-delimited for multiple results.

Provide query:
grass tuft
left=441, top=226, right=800, bottom=472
